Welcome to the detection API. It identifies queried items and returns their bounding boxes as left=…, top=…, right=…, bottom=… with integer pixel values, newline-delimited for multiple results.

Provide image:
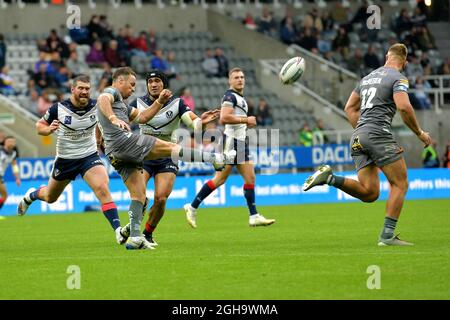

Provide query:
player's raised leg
left=142, top=171, right=176, bottom=245
left=237, top=163, right=275, bottom=227
left=378, top=158, right=413, bottom=246
left=83, top=165, right=125, bottom=244
left=0, top=181, right=8, bottom=211
left=17, top=178, right=70, bottom=215
left=184, top=165, right=233, bottom=228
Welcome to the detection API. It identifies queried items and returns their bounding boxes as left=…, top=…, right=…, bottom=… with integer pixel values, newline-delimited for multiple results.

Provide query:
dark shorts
left=143, top=158, right=179, bottom=177
left=350, top=128, right=404, bottom=171
left=107, top=133, right=157, bottom=182
left=52, top=152, right=104, bottom=181
left=222, top=134, right=252, bottom=166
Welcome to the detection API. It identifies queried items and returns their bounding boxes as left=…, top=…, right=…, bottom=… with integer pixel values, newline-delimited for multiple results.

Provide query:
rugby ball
left=279, top=56, right=305, bottom=85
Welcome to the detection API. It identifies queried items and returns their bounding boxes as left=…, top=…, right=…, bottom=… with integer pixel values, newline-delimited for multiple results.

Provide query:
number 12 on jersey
left=361, top=87, right=377, bottom=109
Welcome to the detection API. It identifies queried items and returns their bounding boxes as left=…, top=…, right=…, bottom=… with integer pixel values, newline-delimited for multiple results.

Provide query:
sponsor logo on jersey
left=64, top=116, right=72, bottom=125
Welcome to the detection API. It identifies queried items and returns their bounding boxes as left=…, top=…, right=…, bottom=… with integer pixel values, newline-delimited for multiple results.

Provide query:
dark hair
left=146, top=69, right=169, bottom=89
left=2, top=136, right=15, bottom=145
left=112, top=67, right=136, bottom=82
left=72, top=75, right=91, bottom=87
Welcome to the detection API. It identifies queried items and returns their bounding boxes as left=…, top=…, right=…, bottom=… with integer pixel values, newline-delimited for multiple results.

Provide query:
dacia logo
left=166, top=110, right=173, bottom=119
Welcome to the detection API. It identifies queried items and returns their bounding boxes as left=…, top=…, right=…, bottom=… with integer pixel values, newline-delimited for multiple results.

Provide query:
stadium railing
left=408, top=75, right=450, bottom=112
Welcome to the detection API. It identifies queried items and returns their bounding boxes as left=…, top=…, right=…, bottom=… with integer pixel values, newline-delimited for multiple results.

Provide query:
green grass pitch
left=0, top=199, right=449, bottom=300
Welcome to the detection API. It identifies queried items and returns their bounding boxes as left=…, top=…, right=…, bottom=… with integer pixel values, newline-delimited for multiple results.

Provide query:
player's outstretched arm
left=220, top=106, right=256, bottom=128
left=132, top=89, right=172, bottom=124
left=98, top=93, right=130, bottom=131
left=344, top=92, right=361, bottom=129
left=393, top=91, right=432, bottom=147
left=180, top=109, right=220, bottom=131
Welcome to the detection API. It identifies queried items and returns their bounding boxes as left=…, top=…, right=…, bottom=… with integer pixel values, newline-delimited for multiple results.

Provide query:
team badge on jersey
left=351, top=136, right=363, bottom=151
left=166, top=110, right=173, bottom=119
left=90, top=114, right=96, bottom=122
left=64, top=116, right=72, bottom=125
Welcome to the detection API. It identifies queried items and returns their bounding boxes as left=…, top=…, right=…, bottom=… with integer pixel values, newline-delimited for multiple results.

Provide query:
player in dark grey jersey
left=96, top=67, right=234, bottom=250
left=303, top=44, right=432, bottom=246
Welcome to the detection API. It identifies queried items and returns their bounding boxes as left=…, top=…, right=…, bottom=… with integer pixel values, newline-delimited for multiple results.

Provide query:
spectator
left=132, top=31, right=149, bottom=57
left=180, top=87, right=196, bottom=112
left=34, top=51, right=55, bottom=75
left=258, top=7, right=277, bottom=37
left=97, top=63, right=113, bottom=93
left=364, top=45, right=381, bottom=71
left=411, top=6, right=427, bottom=28
left=303, top=8, right=323, bottom=34
left=416, top=26, right=436, bottom=51
left=422, top=140, right=440, bottom=168
left=87, top=15, right=103, bottom=44
left=299, top=124, right=313, bottom=147
left=0, top=66, right=16, bottom=96
left=37, top=89, right=61, bottom=116
left=0, top=34, right=6, bottom=70
left=166, top=50, right=178, bottom=81
left=26, top=89, right=40, bottom=115
left=146, top=29, right=158, bottom=55
left=298, top=27, right=318, bottom=52
left=33, top=63, right=57, bottom=92
left=349, top=0, right=371, bottom=29
left=151, top=49, right=168, bottom=71
left=54, top=66, right=70, bottom=92
left=105, top=39, right=123, bottom=68
left=396, top=8, right=412, bottom=35
left=413, top=76, right=432, bottom=110
left=46, top=29, right=69, bottom=60
left=332, top=27, right=350, bottom=60
left=86, top=40, right=106, bottom=67
left=66, top=51, right=89, bottom=77
left=201, top=48, right=219, bottom=78
left=256, top=99, right=273, bottom=126
left=242, top=12, right=257, bottom=31
left=313, top=119, right=329, bottom=145
left=247, top=97, right=256, bottom=116
left=280, top=16, right=298, bottom=45
left=406, top=55, right=424, bottom=79
left=321, top=10, right=335, bottom=35
left=98, top=15, right=114, bottom=41
left=116, top=28, right=131, bottom=65
left=215, top=48, right=229, bottom=78
left=347, top=47, right=365, bottom=76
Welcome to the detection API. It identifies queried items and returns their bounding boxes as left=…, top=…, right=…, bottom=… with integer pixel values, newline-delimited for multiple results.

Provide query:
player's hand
left=111, top=117, right=130, bottom=132
left=419, top=130, right=432, bottom=147
left=15, top=178, right=21, bottom=187
left=200, top=109, right=220, bottom=124
left=49, top=120, right=59, bottom=134
left=157, top=89, right=173, bottom=105
left=247, top=116, right=257, bottom=128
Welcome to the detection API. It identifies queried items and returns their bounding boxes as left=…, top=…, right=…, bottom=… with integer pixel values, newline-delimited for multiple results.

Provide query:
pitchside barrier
left=1, top=169, right=450, bottom=216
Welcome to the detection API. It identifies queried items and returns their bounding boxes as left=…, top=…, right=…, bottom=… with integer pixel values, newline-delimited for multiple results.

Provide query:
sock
left=327, top=174, right=345, bottom=188
left=101, top=202, right=121, bottom=231
left=128, top=200, right=144, bottom=237
left=178, top=147, right=217, bottom=164
left=143, top=223, right=156, bottom=237
left=0, top=198, right=4, bottom=210
left=380, top=217, right=397, bottom=240
left=191, top=180, right=216, bottom=209
left=243, top=184, right=258, bottom=216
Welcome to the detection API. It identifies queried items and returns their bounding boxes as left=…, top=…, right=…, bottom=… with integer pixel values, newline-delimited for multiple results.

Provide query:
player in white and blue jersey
left=184, top=68, right=275, bottom=228
left=0, top=136, right=21, bottom=211
left=17, top=75, right=126, bottom=245
left=127, top=70, right=220, bottom=245
left=303, top=44, right=432, bottom=246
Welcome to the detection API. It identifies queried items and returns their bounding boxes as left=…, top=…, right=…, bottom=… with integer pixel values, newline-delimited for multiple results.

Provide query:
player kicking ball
left=17, top=75, right=126, bottom=245
left=184, top=68, right=275, bottom=228
left=302, top=44, right=432, bottom=246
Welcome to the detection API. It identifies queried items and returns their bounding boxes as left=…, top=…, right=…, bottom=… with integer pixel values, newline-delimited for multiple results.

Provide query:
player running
left=302, top=43, right=432, bottom=246
left=126, top=70, right=220, bottom=246
left=184, top=68, right=275, bottom=228
left=96, top=67, right=234, bottom=250
left=17, top=75, right=126, bottom=245
left=0, top=136, right=21, bottom=211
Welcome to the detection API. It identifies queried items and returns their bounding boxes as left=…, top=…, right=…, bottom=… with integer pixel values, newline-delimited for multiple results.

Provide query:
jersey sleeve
left=129, top=98, right=138, bottom=109
left=102, top=87, right=121, bottom=102
left=126, top=104, right=134, bottom=118
left=178, top=98, right=191, bottom=117
left=393, top=76, right=409, bottom=93
left=221, top=92, right=237, bottom=108
left=42, top=103, right=58, bottom=124
left=352, top=81, right=361, bottom=95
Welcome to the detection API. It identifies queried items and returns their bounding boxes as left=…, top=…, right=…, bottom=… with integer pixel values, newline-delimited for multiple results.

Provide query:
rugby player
left=184, top=68, right=276, bottom=228
left=96, top=67, right=234, bottom=250
left=302, top=44, right=432, bottom=246
left=17, top=75, right=126, bottom=245
left=0, top=136, right=21, bottom=210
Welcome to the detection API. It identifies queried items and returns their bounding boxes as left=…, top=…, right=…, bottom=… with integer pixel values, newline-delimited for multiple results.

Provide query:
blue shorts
left=143, top=158, right=179, bottom=177
left=222, top=134, right=252, bottom=165
left=52, top=152, right=104, bottom=181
